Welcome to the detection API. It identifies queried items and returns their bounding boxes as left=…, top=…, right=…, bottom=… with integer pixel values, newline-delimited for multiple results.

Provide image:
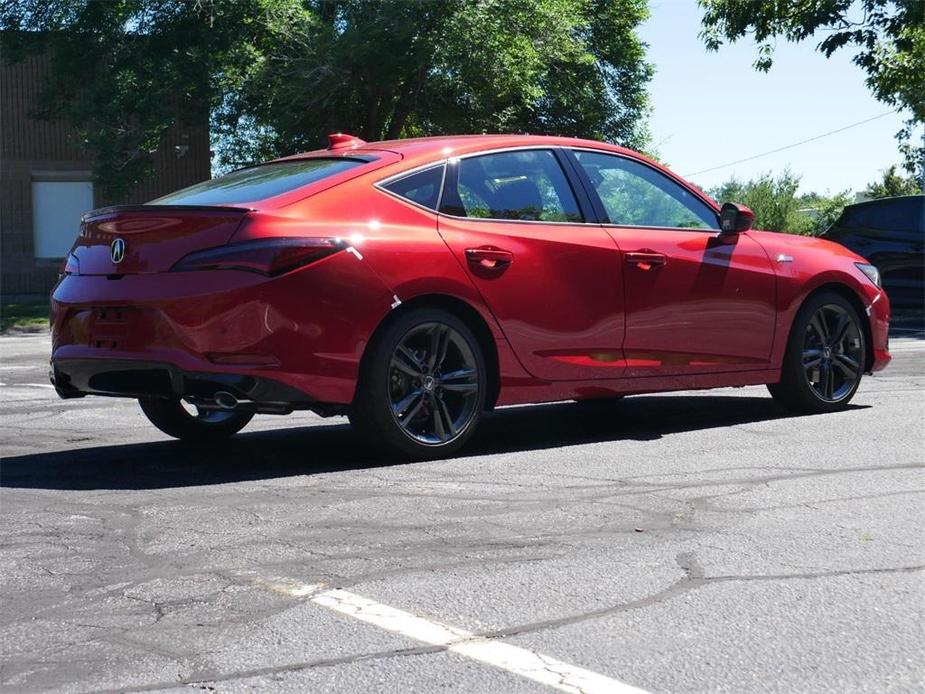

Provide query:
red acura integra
left=50, top=134, right=891, bottom=459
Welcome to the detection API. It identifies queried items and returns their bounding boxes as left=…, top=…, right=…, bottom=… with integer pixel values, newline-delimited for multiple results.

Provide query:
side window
left=444, top=150, right=582, bottom=223
left=382, top=165, right=444, bottom=210
left=870, top=198, right=924, bottom=233
left=838, top=207, right=861, bottom=228
left=840, top=204, right=877, bottom=229
left=573, top=151, right=718, bottom=230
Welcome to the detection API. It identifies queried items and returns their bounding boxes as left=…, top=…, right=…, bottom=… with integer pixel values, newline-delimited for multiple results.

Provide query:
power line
left=684, top=110, right=898, bottom=178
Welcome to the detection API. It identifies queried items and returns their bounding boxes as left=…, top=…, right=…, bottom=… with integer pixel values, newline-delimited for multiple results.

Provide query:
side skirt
left=495, top=368, right=782, bottom=407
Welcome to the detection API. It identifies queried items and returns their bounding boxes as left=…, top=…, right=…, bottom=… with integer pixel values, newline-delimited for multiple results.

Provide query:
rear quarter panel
left=238, top=174, right=535, bottom=392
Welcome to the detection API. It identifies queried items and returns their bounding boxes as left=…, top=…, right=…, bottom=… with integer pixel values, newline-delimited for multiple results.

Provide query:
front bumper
left=866, top=289, right=891, bottom=372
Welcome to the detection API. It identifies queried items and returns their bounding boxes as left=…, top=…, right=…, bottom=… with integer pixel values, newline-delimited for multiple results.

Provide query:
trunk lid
left=71, top=205, right=249, bottom=275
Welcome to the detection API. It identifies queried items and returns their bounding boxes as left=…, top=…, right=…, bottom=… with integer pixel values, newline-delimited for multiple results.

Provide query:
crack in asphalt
left=4, top=464, right=922, bottom=631
left=480, top=555, right=925, bottom=641
left=68, top=553, right=925, bottom=694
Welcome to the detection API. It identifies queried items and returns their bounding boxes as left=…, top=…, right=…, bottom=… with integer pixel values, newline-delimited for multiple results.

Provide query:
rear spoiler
left=81, top=204, right=253, bottom=222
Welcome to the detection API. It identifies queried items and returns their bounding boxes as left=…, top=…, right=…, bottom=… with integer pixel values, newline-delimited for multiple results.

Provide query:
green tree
left=865, top=164, right=922, bottom=198
left=708, top=169, right=850, bottom=235
left=698, top=0, right=925, bottom=180
left=0, top=0, right=653, bottom=195
left=797, top=190, right=854, bottom=235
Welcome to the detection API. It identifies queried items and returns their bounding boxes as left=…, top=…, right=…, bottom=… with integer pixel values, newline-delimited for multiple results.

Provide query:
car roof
left=265, top=133, right=722, bottom=212
left=844, top=194, right=925, bottom=209
left=278, top=134, right=651, bottom=169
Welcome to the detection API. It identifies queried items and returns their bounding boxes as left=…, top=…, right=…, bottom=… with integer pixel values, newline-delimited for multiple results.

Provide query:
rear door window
left=441, top=149, right=582, bottom=222
left=150, top=158, right=370, bottom=206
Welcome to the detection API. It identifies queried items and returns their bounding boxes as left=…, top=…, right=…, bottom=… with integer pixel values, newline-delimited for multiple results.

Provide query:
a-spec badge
left=111, top=238, right=126, bottom=264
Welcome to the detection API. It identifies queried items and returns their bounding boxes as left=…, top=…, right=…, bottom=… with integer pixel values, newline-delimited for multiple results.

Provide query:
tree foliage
left=864, top=164, right=922, bottom=198
left=698, top=0, right=925, bottom=178
left=0, top=0, right=653, bottom=195
left=709, top=169, right=851, bottom=235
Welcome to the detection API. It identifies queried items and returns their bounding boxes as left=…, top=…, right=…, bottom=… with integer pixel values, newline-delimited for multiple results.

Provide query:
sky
left=638, top=0, right=916, bottom=196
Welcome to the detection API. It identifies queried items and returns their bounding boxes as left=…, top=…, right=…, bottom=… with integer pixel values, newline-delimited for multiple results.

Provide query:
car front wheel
left=350, top=309, right=486, bottom=460
left=768, top=291, right=866, bottom=413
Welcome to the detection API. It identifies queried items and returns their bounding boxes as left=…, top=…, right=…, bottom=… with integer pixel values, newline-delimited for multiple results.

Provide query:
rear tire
left=350, top=308, right=486, bottom=460
left=139, top=397, right=253, bottom=441
left=768, top=291, right=866, bottom=414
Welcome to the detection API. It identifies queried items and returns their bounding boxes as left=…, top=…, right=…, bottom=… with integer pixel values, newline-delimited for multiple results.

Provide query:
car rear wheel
left=350, top=309, right=486, bottom=460
left=139, top=397, right=254, bottom=441
left=768, top=291, right=866, bottom=413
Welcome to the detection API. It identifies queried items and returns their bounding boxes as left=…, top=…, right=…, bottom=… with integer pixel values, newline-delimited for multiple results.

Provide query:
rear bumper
left=50, top=358, right=314, bottom=412
left=50, top=253, right=395, bottom=405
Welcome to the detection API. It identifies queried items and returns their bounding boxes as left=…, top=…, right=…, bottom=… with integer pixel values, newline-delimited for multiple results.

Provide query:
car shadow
left=1, top=395, right=869, bottom=492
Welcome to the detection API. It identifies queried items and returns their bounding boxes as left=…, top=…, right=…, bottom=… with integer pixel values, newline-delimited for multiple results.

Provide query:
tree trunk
left=363, top=89, right=382, bottom=141
left=386, top=68, right=425, bottom=140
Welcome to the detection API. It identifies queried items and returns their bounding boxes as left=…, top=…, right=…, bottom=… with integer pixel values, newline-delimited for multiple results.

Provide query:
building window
left=32, top=180, right=94, bottom=259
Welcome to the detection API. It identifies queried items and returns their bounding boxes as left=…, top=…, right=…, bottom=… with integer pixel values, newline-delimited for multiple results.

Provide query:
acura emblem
left=110, top=238, right=126, bottom=264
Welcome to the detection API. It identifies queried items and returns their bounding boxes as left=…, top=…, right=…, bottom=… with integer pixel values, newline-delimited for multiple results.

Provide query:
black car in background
left=821, top=195, right=924, bottom=309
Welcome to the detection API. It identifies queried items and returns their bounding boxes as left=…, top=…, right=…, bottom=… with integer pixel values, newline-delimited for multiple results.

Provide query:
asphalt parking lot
left=1, top=331, right=922, bottom=693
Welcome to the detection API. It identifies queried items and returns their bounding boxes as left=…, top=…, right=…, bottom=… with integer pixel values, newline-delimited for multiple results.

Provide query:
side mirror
left=719, top=202, right=755, bottom=234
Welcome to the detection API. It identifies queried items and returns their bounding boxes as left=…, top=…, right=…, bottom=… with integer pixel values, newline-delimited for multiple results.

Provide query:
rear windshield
left=149, top=158, right=368, bottom=206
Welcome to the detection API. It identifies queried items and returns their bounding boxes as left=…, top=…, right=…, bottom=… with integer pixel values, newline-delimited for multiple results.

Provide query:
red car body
left=50, top=134, right=890, bottom=425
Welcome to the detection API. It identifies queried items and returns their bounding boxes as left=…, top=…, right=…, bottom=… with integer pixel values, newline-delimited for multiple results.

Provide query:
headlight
left=855, top=262, right=880, bottom=288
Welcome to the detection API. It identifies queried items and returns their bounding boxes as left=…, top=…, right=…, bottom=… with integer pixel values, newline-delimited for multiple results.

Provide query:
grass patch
left=1, top=301, right=50, bottom=332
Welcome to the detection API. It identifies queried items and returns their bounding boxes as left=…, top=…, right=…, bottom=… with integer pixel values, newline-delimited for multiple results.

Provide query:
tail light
left=170, top=237, right=346, bottom=276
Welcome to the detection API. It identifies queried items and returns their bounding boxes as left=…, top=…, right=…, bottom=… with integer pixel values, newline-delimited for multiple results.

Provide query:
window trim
left=437, top=146, right=589, bottom=226
left=373, top=162, right=447, bottom=214
left=565, top=147, right=722, bottom=232
left=374, top=144, right=725, bottom=230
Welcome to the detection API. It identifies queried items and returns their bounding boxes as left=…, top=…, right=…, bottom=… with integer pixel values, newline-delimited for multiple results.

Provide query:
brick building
left=1, top=51, right=210, bottom=298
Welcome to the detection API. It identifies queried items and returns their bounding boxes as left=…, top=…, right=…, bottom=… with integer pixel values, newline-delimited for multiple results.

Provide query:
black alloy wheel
left=800, top=303, right=864, bottom=402
left=768, top=291, right=866, bottom=413
left=351, top=309, right=486, bottom=459
left=388, top=322, right=480, bottom=446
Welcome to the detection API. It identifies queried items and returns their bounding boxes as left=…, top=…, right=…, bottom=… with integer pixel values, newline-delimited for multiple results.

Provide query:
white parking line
left=310, top=586, right=648, bottom=694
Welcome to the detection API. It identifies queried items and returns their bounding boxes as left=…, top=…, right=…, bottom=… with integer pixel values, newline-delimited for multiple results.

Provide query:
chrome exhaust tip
left=214, top=391, right=239, bottom=410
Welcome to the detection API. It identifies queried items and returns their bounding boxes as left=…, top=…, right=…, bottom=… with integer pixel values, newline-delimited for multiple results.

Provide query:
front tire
left=768, top=291, right=866, bottom=413
left=350, top=309, right=486, bottom=460
left=139, top=397, right=254, bottom=441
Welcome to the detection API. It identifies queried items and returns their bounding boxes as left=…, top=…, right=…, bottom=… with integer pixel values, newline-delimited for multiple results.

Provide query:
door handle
left=466, top=247, right=513, bottom=270
left=625, top=250, right=667, bottom=270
